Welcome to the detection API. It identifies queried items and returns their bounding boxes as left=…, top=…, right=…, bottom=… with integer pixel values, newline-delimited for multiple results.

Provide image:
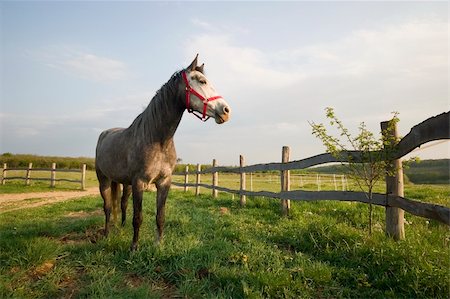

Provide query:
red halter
left=182, top=71, right=223, bottom=121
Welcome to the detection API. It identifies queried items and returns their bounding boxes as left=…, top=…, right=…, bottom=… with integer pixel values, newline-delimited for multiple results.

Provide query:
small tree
left=310, top=107, right=399, bottom=234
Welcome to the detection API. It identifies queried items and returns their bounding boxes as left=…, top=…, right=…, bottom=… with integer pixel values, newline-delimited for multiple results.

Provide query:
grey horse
left=95, top=55, right=231, bottom=250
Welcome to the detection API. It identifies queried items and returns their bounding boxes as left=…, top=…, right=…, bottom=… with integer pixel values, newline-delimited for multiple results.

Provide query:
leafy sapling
left=310, top=107, right=399, bottom=234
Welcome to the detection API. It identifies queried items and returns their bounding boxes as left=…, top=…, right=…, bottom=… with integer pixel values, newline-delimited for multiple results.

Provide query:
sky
left=1, top=1, right=449, bottom=166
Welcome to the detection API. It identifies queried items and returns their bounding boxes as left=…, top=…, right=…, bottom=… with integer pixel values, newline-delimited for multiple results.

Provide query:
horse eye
left=199, top=79, right=207, bottom=84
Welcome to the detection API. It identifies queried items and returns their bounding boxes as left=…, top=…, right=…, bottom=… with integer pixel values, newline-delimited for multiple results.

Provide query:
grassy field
left=0, top=183, right=449, bottom=298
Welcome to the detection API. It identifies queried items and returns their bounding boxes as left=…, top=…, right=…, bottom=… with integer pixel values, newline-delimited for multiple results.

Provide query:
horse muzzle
left=215, top=105, right=231, bottom=124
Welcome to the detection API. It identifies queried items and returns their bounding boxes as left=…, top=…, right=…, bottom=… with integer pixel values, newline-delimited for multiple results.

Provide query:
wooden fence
left=173, top=112, right=450, bottom=240
left=1, top=163, right=87, bottom=190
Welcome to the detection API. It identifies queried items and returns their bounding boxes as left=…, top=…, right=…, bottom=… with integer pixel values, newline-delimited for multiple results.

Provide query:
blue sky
left=1, top=1, right=448, bottom=165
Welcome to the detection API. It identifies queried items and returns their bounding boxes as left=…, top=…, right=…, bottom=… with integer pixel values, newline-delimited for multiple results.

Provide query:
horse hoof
left=130, top=243, right=138, bottom=251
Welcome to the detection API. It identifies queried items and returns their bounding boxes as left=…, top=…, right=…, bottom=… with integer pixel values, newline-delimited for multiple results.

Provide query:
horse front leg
left=155, top=177, right=171, bottom=245
left=131, top=180, right=144, bottom=251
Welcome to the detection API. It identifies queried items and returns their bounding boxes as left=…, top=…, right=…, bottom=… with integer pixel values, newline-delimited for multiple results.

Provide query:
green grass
left=0, top=185, right=448, bottom=298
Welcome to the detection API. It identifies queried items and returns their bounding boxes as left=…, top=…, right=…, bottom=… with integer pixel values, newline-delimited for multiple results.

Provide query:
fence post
left=250, top=172, right=253, bottom=191
left=333, top=174, right=337, bottom=191
left=341, top=175, right=345, bottom=191
left=316, top=173, right=321, bottom=191
left=2, top=163, right=7, bottom=185
left=50, top=163, right=56, bottom=188
left=240, top=155, right=246, bottom=207
left=26, top=162, right=33, bottom=186
left=81, top=164, right=86, bottom=190
left=195, top=164, right=201, bottom=196
left=184, top=165, right=189, bottom=192
left=281, top=146, right=291, bottom=216
left=212, top=159, right=218, bottom=198
left=381, top=120, right=405, bottom=241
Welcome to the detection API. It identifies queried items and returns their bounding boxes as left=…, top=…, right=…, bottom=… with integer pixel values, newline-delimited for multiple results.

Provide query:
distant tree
left=310, top=107, right=399, bottom=234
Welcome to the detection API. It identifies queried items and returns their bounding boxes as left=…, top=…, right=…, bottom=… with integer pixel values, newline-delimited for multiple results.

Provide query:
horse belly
left=96, top=128, right=132, bottom=184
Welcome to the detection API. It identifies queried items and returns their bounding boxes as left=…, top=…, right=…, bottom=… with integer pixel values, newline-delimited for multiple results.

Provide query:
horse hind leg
left=110, top=181, right=121, bottom=225
left=97, top=173, right=112, bottom=236
left=121, top=184, right=132, bottom=226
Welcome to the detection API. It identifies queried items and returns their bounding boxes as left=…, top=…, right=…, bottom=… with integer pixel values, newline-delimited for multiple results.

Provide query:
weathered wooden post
left=2, top=163, right=7, bottom=185
left=381, top=120, right=405, bottom=241
left=212, top=159, right=218, bottom=198
left=281, top=146, right=291, bottom=216
left=250, top=172, right=253, bottom=191
left=195, top=164, right=201, bottom=196
left=81, top=164, right=86, bottom=190
left=50, top=163, right=56, bottom=188
left=26, top=162, right=33, bottom=186
left=184, top=165, right=189, bottom=192
left=240, top=155, right=246, bottom=207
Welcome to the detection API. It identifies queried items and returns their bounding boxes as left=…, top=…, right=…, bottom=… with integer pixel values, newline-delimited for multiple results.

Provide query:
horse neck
left=128, top=76, right=185, bottom=145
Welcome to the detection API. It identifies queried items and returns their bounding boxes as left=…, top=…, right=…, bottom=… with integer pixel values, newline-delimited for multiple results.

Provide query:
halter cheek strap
left=182, top=71, right=223, bottom=121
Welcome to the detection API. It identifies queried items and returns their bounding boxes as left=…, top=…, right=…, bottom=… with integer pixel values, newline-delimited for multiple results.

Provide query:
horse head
left=182, top=54, right=231, bottom=124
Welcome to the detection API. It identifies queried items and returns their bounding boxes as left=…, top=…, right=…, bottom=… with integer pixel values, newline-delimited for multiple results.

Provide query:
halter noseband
left=182, top=71, right=223, bottom=121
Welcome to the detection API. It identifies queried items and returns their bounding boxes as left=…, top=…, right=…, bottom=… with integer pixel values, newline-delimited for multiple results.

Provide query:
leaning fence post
left=50, top=163, right=56, bottom=188
left=381, top=120, right=405, bottom=241
left=2, top=163, right=7, bottom=185
left=26, top=162, right=33, bottom=186
left=81, top=164, right=86, bottom=190
left=195, top=164, right=201, bottom=196
left=212, top=159, right=218, bottom=198
left=184, top=165, right=189, bottom=192
left=281, top=146, right=291, bottom=216
left=240, top=155, right=246, bottom=207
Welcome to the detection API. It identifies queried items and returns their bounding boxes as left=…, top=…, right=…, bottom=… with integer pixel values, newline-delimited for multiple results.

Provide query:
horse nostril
left=223, top=106, right=230, bottom=114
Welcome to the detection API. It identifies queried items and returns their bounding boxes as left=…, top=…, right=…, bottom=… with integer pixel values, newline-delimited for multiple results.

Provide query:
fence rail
left=173, top=112, right=450, bottom=239
left=1, top=163, right=87, bottom=190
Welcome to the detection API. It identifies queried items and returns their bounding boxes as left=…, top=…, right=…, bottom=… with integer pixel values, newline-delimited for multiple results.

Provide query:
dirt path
left=0, top=187, right=99, bottom=213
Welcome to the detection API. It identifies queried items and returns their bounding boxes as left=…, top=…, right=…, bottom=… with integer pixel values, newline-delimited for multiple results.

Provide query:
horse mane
left=126, top=70, right=184, bottom=142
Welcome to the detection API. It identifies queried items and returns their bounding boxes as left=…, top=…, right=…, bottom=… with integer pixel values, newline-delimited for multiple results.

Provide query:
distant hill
left=404, top=159, right=449, bottom=184
left=313, top=159, right=449, bottom=184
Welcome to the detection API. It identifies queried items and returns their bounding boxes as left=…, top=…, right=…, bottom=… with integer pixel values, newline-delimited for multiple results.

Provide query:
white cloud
left=30, top=46, right=130, bottom=82
left=62, top=53, right=129, bottom=82
left=185, top=34, right=305, bottom=91
left=189, top=18, right=447, bottom=85
left=179, top=18, right=448, bottom=164
left=191, top=18, right=215, bottom=31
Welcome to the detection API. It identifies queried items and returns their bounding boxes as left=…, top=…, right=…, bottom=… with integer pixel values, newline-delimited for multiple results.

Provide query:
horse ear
left=196, top=63, right=205, bottom=74
left=187, top=54, right=199, bottom=71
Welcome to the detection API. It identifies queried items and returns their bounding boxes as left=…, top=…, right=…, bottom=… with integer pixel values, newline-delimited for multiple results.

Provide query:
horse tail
left=111, top=181, right=121, bottom=223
